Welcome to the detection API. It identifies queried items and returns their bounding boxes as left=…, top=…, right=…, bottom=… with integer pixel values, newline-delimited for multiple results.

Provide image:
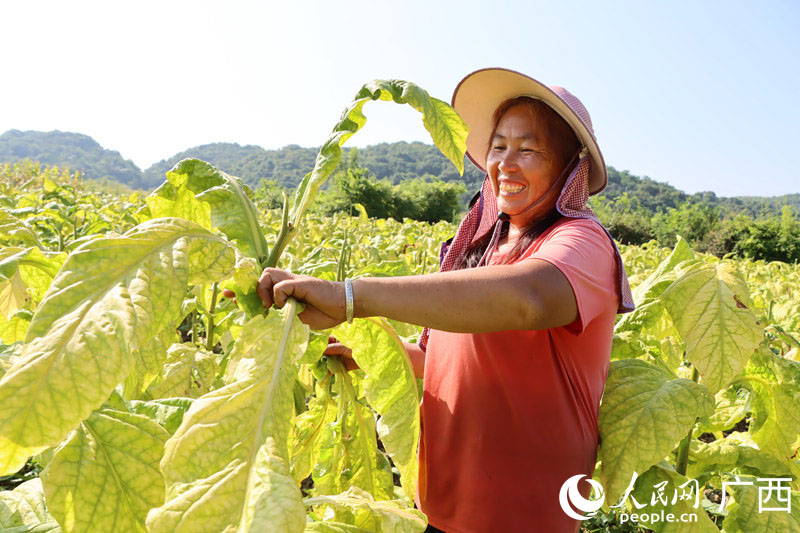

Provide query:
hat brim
left=452, top=68, right=607, bottom=195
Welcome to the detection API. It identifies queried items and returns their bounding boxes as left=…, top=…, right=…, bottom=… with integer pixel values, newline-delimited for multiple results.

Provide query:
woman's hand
left=325, top=335, right=359, bottom=372
left=257, top=268, right=347, bottom=330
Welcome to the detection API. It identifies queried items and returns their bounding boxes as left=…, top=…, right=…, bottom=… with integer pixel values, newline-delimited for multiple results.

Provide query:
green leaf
left=147, top=305, right=309, bottom=533
left=304, top=487, right=427, bottom=533
left=722, top=475, right=800, bottom=532
left=127, top=397, right=194, bottom=435
left=332, top=318, right=420, bottom=501
left=746, top=345, right=800, bottom=387
left=629, top=461, right=719, bottom=533
left=148, top=159, right=268, bottom=262
left=698, top=386, right=750, bottom=433
left=305, top=522, right=370, bottom=533
left=748, top=381, right=800, bottom=461
left=298, top=330, right=329, bottom=366
left=0, top=479, right=60, bottom=531
left=0, top=341, right=22, bottom=380
left=41, top=408, right=169, bottom=533
left=291, top=377, right=337, bottom=484
left=598, top=359, right=714, bottom=502
left=633, top=236, right=695, bottom=303
left=0, top=309, right=32, bottom=345
left=0, top=212, right=42, bottom=249
left=661, top=261, right=763, bottom=393
left=142, top=342, right=217, bottom=400
left=614, top=237, right=693, bottom=335
left=313, top=362, right=394, bottom=502
left=0, top=218, right=234, bottom=475
left=279, top=80, right=468, bottom=266
left=688, top=436, right=792, bottom=482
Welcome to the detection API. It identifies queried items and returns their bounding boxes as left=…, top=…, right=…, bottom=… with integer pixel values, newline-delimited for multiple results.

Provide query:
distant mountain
left=2, top=129, right=796, bottom=217
left=0, top=130, right=146, bottom=188
left=142, top=141, right=487, bottom=193
left=600, top=167, right=800, bottom=217
left=143, top=143, right=317, bottom=190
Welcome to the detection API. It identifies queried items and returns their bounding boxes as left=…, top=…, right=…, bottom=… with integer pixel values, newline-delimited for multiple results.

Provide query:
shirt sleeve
left=521, top=219, right=619, bottom=334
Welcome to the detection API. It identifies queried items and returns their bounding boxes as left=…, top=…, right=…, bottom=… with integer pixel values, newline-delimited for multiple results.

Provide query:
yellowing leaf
left=304, top=487, right=426, bottom=532
left=662, top=261, right=763, bottom=393
left=41, top=408, right=169, bottom=533
left=332, top=318, right=420, bottom=501
left=149, top=159, right=268, bottom=263
left=147, top=305, right=308, bottom=533
left=629, top=462, right=719, bottom=533
left=0, top=478, right=60, bottom=531
left=598, top=359, right=714, bottom=502
left=0, top=218, right=234, bottom=475
left=721, top=475, right=800, bottom=532
left=142, top=342, right=217, bottom=400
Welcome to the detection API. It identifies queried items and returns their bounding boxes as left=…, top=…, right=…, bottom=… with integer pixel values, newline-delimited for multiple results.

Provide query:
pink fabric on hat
left=419, top=155, right=635, bottom=350
left=551, top=86, right=595, bottom=137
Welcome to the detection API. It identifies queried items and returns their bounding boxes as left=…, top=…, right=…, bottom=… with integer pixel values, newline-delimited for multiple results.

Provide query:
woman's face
left=486, top=104, right=562, bottom=228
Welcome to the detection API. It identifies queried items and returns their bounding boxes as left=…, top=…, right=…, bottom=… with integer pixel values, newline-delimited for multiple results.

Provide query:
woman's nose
left=498, top=153, right=519, bottom=171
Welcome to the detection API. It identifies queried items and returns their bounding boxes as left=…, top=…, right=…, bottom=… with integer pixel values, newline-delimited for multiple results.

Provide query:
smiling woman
left=257, top=68, right=635, bottom=533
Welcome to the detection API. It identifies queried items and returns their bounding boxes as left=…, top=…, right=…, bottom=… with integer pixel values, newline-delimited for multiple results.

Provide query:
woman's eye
left=492, top=145, right=506, bottom=151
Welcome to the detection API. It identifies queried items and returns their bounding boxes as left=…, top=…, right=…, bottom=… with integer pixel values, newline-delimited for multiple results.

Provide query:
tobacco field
left=1, top=79, right=800, bottom=532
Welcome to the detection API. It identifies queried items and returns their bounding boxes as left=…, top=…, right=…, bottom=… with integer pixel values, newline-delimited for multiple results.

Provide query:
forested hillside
left=142, top=141, right=487, bottom=192
left=2, top=129, right=797, bottom=219
left=0, top=130, right=145, bottom=188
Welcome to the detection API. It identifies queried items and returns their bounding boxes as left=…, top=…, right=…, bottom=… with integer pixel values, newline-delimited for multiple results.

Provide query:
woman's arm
left=405, top=341, right=425, bottom=380
left=257, top=258, right=577, bottom=333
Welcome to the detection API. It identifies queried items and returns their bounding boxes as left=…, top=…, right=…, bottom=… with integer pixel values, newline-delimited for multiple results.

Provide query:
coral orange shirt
left=417, top=218, right=619, bottom=533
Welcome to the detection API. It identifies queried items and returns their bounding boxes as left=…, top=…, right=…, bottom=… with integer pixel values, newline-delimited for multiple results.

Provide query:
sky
left=1, top=0, right=798, bottom=197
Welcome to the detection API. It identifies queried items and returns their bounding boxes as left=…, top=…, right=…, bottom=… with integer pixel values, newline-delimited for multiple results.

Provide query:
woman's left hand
left=257, top=268, right=346, bottom=330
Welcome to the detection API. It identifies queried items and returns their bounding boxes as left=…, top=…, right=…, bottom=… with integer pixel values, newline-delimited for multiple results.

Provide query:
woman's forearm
left=404, top=341, right=425, bottom=380
left=352, top=259, right=576, bottom=333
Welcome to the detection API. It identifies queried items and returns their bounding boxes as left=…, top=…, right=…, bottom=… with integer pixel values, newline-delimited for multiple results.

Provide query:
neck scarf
left=419, top=153, right=635, bottom=350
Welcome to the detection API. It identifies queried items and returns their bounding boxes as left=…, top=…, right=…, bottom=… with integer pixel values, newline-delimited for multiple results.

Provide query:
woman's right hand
left=258, top=268, right=347, bottom=330
left=324, top=335, right=359, bottom=372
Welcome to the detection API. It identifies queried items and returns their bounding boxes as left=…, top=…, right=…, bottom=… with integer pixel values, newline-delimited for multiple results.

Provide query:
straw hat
left=451, top=67, right=608, bottom=195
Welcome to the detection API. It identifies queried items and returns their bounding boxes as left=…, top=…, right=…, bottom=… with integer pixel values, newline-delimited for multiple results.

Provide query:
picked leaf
left=147, top=304, right=309, bottom=533
left=332, top=318, right=420, bottom=501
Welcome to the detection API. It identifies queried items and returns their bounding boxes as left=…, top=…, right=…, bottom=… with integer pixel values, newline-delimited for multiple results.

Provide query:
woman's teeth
left=499, top=183, right=525, bottom=194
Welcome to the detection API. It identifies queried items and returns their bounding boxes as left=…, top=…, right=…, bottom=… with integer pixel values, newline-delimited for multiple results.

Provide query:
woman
left=257, top=68, right=634, bottom=532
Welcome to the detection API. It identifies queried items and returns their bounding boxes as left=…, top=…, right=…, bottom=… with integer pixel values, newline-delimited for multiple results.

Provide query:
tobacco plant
left=2, top=79, right=800, bottom=533
left=0, top=79, right=467, bottom=532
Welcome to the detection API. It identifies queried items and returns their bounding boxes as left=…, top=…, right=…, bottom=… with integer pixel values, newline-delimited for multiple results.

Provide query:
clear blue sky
left=1, top=0, right=798, bottom=196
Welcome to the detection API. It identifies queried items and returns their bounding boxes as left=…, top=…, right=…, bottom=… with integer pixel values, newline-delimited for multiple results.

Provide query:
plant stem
left=676, top=366, right=700, bottom=476
left=265, top=191, right=293, bottom=268
left=205, top=282, right=219, bottom=352
left=191, top=310, right=198, bottom=345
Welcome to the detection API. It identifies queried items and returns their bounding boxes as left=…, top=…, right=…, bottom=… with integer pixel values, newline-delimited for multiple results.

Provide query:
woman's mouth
left=499, top=182, right=526, bottom=195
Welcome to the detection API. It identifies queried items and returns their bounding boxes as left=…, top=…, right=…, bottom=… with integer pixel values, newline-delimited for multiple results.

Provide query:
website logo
left=559, top=474, right=605, bottom=520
